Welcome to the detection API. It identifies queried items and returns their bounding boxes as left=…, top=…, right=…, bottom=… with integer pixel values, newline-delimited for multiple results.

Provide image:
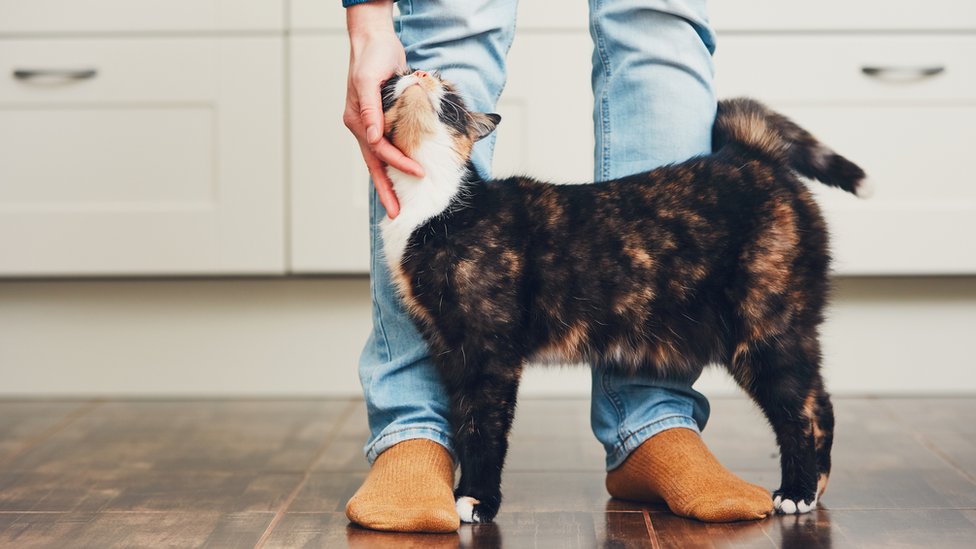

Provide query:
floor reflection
left=346, top=523, right=461, bottom=549
left=343, top=508, right=835, bottom=548
left=766, top=510, right=833, bottom=549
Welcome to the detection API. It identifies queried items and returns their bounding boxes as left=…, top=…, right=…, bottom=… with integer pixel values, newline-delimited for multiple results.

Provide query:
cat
left=378, top=68, right=870, bottom=523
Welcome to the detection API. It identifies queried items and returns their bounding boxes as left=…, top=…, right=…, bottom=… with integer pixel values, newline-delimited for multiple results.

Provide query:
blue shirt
left=342, top=0, right=396, bottom=7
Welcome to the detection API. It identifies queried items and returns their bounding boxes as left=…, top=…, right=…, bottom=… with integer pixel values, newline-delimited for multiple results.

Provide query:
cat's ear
left=469, top=112, right=501, bottom=141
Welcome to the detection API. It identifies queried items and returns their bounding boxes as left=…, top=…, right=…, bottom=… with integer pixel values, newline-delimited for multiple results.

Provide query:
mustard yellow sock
left=606, top=428, right=773, bottom=522
left=346, top=439, right=460, bottom=533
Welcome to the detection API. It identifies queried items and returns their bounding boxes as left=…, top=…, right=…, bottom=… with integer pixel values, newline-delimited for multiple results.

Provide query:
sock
left=605, top=427, right=773, bottom=522
left=346, top=439, right=460, bottom=533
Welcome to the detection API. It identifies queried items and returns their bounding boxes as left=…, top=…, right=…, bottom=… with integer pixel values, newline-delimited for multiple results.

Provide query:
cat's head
left=381, top=69, right=500, bottom=164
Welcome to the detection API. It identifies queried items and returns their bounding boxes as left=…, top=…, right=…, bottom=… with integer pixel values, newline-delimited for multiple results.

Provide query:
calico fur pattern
left=378, top=70, right=868, bottom=523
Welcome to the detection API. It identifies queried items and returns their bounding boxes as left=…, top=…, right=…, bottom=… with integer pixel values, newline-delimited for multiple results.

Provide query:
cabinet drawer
left=716, top=36, right=976, bottom=274
left=0, top=0, right=284, bottom=34
left=712, top=1, right=976, bottom=31
left=0, top=38, right=285, bottom=275
left=715, top=36, right=975, bottom=103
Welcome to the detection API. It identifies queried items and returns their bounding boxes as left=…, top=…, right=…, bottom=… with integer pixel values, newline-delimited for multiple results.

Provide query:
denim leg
left=587, top=0, right=717, bottom=470
left=359, top=0, right=518, bottom=465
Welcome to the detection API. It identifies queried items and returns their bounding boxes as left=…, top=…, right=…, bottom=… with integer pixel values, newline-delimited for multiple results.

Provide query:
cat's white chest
left=379, top=126, right=464, bottom=272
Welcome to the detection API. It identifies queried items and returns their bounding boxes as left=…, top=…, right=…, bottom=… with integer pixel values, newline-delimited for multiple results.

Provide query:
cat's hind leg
left=728, top=335, right=827, bottom=514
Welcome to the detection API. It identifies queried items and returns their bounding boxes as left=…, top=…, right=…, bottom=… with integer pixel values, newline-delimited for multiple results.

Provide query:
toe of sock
left=682, top=491, right=774, bottom=523
left=346, top=502, right=460, bottom=533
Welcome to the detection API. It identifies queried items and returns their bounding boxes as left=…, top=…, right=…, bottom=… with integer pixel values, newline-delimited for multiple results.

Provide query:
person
left=341, top=0, right=773, bottom=532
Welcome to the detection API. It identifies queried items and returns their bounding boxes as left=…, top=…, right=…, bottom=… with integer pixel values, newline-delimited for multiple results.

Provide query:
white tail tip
left=855, top=177, right=875, bottom=199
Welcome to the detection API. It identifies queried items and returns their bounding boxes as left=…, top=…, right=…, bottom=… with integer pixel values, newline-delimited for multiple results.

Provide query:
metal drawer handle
left=861, top=65, right=945, bottom=79
left=13, top=68, right=98, bottom=80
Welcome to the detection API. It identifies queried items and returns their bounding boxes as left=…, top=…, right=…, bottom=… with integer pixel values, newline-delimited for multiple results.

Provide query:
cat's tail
left=713, top=98, right=873, bottom=198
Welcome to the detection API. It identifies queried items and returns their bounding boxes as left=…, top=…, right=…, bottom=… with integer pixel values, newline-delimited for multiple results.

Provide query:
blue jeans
left=359, top=0, right=716, bottom=471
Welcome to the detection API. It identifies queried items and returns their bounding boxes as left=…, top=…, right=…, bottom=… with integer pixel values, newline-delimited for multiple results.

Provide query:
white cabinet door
left=0, top=38, right=285, bottom=276
left=289, top=34, right=370, bottom=273
left=715, top=36, right=976, bottom=274
left=0, top=0, right=285, bottom=34
left=289, top=0, right=346, bottom=31
left=492, top=34, right=594, bottom=182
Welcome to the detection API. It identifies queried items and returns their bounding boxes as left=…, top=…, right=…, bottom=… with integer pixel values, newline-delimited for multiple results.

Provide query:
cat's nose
left=414, top=70, right=429, bottom=78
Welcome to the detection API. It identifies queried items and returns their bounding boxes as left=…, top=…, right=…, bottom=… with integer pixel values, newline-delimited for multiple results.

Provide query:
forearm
left=346, top=0, right=396, bottom=50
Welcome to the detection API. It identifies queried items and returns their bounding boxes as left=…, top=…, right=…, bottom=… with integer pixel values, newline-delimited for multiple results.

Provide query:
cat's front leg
left=440, top=352, right=523, bottom=524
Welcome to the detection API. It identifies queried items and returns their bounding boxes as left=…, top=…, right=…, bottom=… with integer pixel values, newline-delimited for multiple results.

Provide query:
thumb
left=358, top=84, right=384, bottom=145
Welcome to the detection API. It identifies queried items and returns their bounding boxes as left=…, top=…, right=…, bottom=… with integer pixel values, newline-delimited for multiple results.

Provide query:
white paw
left=774, top=495, right=817, bottom=515
left=456, top=496, right=481, bottom=523
left=797, top=498, right=817, bottom=513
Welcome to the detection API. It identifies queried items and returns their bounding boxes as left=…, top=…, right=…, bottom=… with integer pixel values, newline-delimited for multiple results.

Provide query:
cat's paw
left=455, top=495, right=500, bottom=523
left=455, top=496, right=482, bottom=523
left=773, top=488, right=818, bottom=515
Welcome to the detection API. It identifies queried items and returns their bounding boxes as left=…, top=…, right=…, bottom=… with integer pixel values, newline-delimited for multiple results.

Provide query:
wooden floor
left=0, top=396, right=974, bottom=548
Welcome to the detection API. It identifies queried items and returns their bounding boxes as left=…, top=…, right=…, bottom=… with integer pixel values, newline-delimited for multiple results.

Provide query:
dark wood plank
left=0, top=511, right=274, bottom=548
left=263, top=511, right=652, bottom=548
left=878, top=397, right=976, bottom=480
left=263, top=513, right=462, bottom=549
left=286, top=474, right=362, bottom=514
left=311, top=405, right=370, bottom=473
left=0, top=401, right=94, bottom=463
left=203, top=512, right=278, bottom=548
left=599, top=511, right=656, bottom=548
left=0, top=470, right=302, bottom=513
left=505, top=399, right=605, bottom=472
left=4, top=400, right=351, bottom=474
left=650, top=512, right=775, bottom=549
left=793, top=509, right=976, bottom=549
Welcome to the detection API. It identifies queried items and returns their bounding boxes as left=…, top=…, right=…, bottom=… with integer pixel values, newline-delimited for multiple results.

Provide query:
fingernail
left=366, top=126, right=379, bottom=143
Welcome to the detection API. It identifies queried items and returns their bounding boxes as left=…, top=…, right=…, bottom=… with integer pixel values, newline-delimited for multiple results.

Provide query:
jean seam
left=590, top=0, right=613, bottom=181
left=368, top=182, right=394, bottom=365
left=607, top=414, right=700, bottom=470
left=600, top=368, right=629, bottom=444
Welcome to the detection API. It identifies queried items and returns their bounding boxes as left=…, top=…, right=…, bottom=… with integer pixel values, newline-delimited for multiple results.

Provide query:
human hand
left=343, top=0, right=424, bottom=219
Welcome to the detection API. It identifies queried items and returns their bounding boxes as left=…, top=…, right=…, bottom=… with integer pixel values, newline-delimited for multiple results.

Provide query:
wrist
left=346, top=0, right=396, bottom=40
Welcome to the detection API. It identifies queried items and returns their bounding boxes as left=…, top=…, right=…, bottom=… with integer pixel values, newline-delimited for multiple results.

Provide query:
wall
left=1, top=276, right=974, bottom=397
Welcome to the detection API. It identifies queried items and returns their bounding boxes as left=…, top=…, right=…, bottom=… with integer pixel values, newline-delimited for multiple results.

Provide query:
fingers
left=372, top=137, right=424, bottom=178
left=360, top=143, right=400, bottom=219
left=357, top=83, right=384, bottom=145
left=354, top=80, right=423, bottom=177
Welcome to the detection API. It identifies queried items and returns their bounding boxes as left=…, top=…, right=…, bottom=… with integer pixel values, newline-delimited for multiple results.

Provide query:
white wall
left=1, top=276, right=974, bottom=397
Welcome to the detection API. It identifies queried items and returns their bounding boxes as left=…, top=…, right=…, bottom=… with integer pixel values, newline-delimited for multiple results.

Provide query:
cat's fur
left=379, top=69, right=869, bottom=523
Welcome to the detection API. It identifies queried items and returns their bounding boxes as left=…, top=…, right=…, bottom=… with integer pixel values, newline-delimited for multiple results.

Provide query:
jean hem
left=365, top=426, right=456, bottom=466
left=605, top=414, right=700, bottom=471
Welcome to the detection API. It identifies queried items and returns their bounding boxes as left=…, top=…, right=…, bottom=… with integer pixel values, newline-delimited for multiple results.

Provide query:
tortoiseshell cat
left=379, top=69, right=870, bottom=523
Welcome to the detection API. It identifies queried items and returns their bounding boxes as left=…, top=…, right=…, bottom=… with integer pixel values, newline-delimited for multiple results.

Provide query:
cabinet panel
left=289, top=0, right=346, bottom=32
left=0, top=0, right=285, bottom=34
left=716, top=36, right=976, bottom=274
left=504, top=1, right=976, bottom=32
left=0, top=38, right=285, bottom=276
left=712, top=1, right=976, bottom=32
left=492, top=34, right=594, bottom=182
left=289, top=35, right=369, bottom=273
